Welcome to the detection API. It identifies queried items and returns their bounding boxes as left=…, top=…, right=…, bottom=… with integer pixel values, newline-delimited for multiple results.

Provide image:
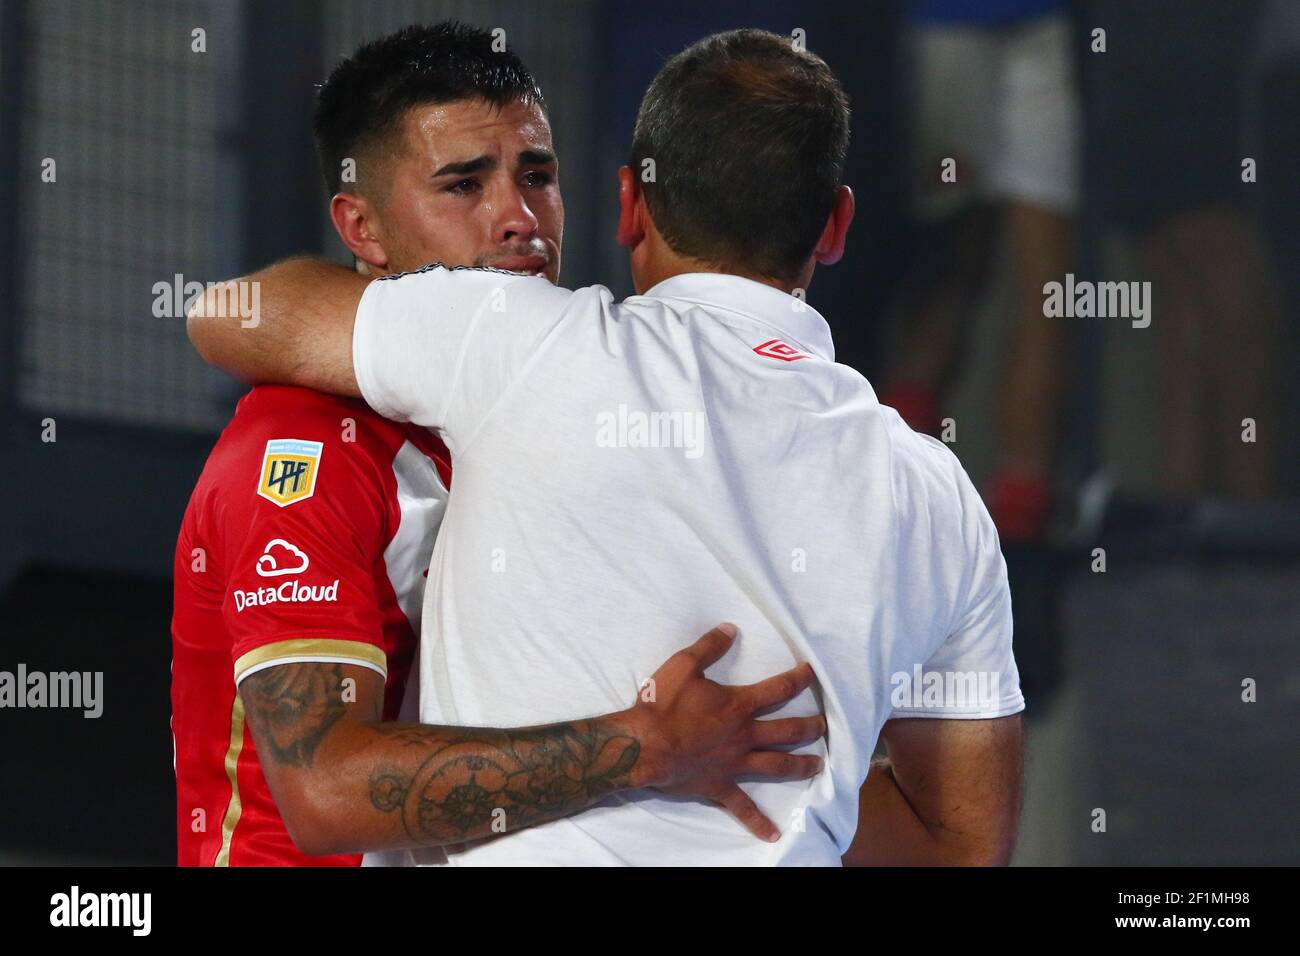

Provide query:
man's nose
left=493, top=184, right=540, bottom=244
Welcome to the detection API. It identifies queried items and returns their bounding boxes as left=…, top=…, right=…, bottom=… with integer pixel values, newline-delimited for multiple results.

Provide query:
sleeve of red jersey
left=223, top=402, right=393, bottom=687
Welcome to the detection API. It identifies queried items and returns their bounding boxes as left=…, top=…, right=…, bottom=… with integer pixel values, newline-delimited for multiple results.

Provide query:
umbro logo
left=753, top=338, right=809, bottom=362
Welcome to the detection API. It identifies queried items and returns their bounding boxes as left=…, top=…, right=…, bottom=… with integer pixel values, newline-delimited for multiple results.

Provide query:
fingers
left=741, top=661, right=815, bottom=712
left=751, top=714, right=827, bottom=748
left=717, top=784, right=779, bottom=843
left=741, top=751, right=824, bottom=782
left=676, top=622, right=738, bottom=673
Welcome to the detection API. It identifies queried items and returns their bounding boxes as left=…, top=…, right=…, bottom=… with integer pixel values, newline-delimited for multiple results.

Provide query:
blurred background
left=1, top=0, right=1297, bottom=865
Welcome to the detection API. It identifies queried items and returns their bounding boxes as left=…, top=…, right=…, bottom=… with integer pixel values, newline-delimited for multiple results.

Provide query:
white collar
left=638, top=272, right=835, bottom=362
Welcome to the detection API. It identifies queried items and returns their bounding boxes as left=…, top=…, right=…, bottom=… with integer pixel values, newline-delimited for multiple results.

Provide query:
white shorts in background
left=908, top=12, right=1080, bottom=219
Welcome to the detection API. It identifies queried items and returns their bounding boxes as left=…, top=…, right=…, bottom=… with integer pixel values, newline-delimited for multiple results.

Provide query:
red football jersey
left=171, top=385, right=451, bottom=866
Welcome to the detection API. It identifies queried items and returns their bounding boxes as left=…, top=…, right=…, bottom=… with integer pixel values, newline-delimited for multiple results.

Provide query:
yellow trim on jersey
left=232, top=639, right=388, bottom=685
left=214, top=696, right=246, bottom=867
left=214, top=642, right=384, bottom=866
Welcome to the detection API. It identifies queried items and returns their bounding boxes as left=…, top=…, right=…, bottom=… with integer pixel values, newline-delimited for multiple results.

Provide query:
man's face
left=369, top=98, right=563, bottom=282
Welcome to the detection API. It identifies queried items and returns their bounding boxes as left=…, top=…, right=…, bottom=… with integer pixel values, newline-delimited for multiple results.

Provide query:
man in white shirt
left=191, top=28, right=1025, bottom=865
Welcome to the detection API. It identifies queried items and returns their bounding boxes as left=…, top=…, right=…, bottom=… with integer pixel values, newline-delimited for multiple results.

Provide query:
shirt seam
left=888, top=692, right=1026, bottom=719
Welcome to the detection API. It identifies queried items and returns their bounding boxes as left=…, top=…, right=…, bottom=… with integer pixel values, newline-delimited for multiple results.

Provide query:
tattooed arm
left=243, top=664, right=645, bottom=853
left=841, top=716, right=1024, bottom=866
left=240, top=626, right=826, bottom=856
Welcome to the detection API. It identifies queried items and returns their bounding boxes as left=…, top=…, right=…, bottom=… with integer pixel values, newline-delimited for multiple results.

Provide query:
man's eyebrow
left=432, top=155, right=496, bottom=178
left=519, top=148, right=556, bottom=166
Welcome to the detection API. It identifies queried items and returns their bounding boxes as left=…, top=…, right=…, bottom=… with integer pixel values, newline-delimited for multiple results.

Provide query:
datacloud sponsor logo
left=232, top=540, right=338, bottom=612
left=890, top=665, right=1003, bottom=714
left=0, top=665, right=103, bottom=718
left=50, top=886, right=151, bottom=936
left=595, top=403, right=707, bottom=460
left=256, top=538, right=309, bottom=577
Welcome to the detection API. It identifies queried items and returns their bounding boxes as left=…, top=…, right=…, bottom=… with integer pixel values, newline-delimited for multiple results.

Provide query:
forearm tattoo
left=240, top=661, right=642, bottom=846
left=367, top=721, right=641, bottom=845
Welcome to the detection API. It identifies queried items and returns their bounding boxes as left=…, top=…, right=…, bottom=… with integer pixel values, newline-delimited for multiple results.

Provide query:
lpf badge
left=257, top=439, right=323, bottom=507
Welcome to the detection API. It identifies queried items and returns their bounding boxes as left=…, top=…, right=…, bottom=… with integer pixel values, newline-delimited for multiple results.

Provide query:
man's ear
left=329, top=192, right=390, bottom=271
left=814, top=185, right=855, bottom=266
left=616, top=166, right=646, bottom=249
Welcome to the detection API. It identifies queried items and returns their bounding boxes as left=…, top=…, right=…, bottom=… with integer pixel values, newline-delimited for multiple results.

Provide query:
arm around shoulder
left=186, top=256, right=368, bottom=396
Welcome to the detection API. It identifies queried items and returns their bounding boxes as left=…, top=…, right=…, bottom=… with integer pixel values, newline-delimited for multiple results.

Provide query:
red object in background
left=879, top=384, right=942, bottom=438
left=986, top=469, right=1054, bottom=544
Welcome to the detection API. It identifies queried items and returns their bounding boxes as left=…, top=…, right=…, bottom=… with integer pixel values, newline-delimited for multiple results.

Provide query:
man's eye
left=523, top=170, right=553, bottom=187
left=446, top=178, right=479, bottom=194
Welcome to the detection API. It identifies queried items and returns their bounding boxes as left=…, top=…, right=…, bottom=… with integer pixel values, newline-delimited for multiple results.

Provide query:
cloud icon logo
left=256, top=539, right=310, bottom=577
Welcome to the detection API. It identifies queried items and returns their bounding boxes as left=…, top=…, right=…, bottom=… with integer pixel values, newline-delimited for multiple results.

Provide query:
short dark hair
left=629, top=29, right=850, bottom=283
left=313, top=21, right=545, bottom=197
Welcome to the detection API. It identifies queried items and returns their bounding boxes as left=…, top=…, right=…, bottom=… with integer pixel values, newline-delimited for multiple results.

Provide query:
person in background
left=1088, top=0, right=1282, bottom=500
left=1246, top=0, right=1300, bottom=496
left=881, top=0, right=1080, bottom=543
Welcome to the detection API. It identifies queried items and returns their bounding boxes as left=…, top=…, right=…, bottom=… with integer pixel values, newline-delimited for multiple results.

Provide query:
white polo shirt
left=353, top=265, right=1024, bottom=866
